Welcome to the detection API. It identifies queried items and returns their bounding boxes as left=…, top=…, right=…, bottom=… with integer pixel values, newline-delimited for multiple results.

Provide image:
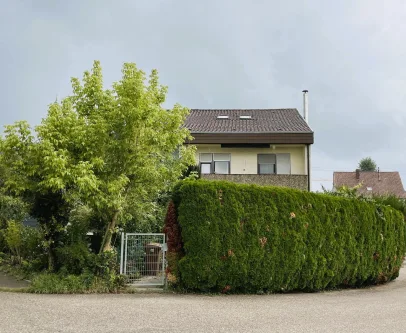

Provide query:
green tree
left=0, top=123, right=70, bottom=270
left=358, top=157, right=377, bottom=171
left=0, top=61, right=195, bottom=256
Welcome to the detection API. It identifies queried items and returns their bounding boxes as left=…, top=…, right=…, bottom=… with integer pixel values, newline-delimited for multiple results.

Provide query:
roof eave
left=189, top=131, right=314, bottom=134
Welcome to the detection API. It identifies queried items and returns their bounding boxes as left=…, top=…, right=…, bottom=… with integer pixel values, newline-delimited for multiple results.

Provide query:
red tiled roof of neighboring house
left=184, top=109, right=313, bottom=134
left=333, top=170, right=406, bottom=198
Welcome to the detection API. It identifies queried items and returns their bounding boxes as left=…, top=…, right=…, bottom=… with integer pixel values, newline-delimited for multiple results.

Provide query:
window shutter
left=258, top=154, right=276, bottom=164
left=276, top=154, right=291, bottom=174
left=199, top=153, right=213, bottom=162
left=213, top=153, right=231, bottom=161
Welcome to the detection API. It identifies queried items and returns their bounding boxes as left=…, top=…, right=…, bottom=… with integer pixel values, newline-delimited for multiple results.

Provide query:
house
left=184, top=92, right=314, bottom=191
left=333, top=169, right=406, bottom=198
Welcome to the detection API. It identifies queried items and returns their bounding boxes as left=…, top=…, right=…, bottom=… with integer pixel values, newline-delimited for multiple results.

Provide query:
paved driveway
left=2, top=270, right=406, bottom=333
left=0, top=271, right=29, bottom=289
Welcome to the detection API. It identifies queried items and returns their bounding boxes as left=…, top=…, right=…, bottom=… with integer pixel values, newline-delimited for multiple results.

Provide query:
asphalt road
left=2, top=271, right=406, bottom=333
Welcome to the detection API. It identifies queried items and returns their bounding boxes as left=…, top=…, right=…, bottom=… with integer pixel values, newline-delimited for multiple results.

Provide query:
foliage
left=0, top=193, right=28, bottom=227
left=169, top=180, right=406, bottom=293
left=324, top=185, right=406, bottom=220
left=372, top=195, right=406, bottom=220
left=324, top=183, right=363, bottom=199
left=123, top=191, right=172, bottom=234
left=54, top=205, right=93, bottom=274
left=163, top=201, right=182, bottom=253
left=163, top=200, right=184, bottom=285
left=29, top=271, right=125, bottom=294
left=0, top=61, right=195, bottom=256
left=0, top=121, right=71, bottom=270
left=3, top=221, right=23, bottom=264
left=358, top=157, right=377, bottom=171
left=0, top=193, right=28, bottom=252
left=56, top=242, right=91, bottom=275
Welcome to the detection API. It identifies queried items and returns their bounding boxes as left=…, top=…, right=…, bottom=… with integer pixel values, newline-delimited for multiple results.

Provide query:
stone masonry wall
left=201, top=174, right=309, bottom=191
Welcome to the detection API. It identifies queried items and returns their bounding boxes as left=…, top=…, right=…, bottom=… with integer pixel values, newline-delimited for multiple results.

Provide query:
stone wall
left=201, top=174, right=309, bottom=191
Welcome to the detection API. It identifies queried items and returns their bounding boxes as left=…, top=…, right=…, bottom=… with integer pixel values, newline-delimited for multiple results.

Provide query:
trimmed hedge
left=166, top=180, right=406, bottom=293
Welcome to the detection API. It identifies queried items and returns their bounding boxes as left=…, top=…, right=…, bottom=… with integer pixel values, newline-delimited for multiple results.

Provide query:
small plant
left=29, top=272, right=126, bottom=294
left=3, top=221, right=23, bottom=264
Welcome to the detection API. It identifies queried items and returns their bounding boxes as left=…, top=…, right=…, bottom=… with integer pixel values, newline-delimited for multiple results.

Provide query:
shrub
left=20, top=226, right=44, bottom=261
left=30, top=272, right=125, bottom=294
left=373, top=195, right=406, bottom=219
left=170, top=180, right=406, bottom=293
left=163, top=201, right=183, bottom=253
left=3, top=220, right=23, bottom=264
left=163, top=201, right=183, bottom=285
left=0, top=194, right=28, bottom=253
left=56, top=242, right=92, bottom=275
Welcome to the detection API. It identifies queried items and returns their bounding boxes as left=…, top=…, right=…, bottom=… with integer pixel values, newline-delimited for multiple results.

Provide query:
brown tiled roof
left=333, top=171, right=406, bottom=198
left=185, top=109, right=312, bottom=134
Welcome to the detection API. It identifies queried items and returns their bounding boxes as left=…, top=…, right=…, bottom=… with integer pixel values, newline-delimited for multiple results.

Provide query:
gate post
left=120, top=232, right=125, bottom=274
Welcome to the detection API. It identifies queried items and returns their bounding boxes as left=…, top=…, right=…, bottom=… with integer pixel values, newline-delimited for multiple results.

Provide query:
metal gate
left=120, top=233, right=166, bottom=286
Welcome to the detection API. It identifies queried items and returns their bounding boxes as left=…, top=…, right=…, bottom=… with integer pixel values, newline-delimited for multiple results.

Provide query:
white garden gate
left=120, top=233, right=166, bottom=286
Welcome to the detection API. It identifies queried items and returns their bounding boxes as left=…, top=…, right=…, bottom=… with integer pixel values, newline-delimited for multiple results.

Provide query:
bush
left=3, top=220, right=23, bottom=264
left=56, top=242, right=92, bottom=275
left=30, top=272, right=125, bottom=294
left=169, top=180, right=406, bottom=293
left=163, top=201, right=183, bottom=285
left=0, top=193, right=28, bottom=252
left=373, top=195, right=406, bottom=219
left=20, top=226, right=44, bottom=261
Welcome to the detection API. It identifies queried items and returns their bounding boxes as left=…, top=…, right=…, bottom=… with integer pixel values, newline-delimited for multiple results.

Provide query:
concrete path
left=1, top=270, right=406, bottom=333
left=0, top=271, right=29, bottom=288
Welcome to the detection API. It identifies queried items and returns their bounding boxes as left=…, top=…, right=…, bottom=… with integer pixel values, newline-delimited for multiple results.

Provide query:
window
left=258, top=154, right=276, bottom=174
left=199, top=153, right=231, bottom=174
left=257, top=154, right=291, bottom=175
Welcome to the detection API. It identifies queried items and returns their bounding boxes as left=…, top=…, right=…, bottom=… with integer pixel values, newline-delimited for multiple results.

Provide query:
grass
left=28, top=273, right=126, bottom=294
left=0, top=287, right=30, bottom=293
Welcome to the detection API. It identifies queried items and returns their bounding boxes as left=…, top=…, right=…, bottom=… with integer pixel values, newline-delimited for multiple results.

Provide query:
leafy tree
left=358, top=157, right=377, bottom=171
left=0, top=61, right=195, bottom=258
left=0, top=123, right=71, bottom=270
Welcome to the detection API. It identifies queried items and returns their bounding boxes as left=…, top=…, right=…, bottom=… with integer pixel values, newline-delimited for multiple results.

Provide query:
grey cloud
left=1, top=0, right=406, bottom=189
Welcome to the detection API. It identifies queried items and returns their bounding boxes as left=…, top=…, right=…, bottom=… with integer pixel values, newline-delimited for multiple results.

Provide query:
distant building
left=333, top=169, right=406, bottom=198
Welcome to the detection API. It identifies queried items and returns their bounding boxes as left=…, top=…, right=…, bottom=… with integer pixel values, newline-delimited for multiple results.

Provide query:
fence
left=120, top=233, right=166, bottom=286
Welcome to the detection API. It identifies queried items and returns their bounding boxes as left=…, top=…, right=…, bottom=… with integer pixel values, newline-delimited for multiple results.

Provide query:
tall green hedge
left=169, top=180, right=406, bottom=292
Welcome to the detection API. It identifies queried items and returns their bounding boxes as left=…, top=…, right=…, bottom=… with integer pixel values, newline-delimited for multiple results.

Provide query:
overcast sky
left=1, top=0, right=406, bottom=191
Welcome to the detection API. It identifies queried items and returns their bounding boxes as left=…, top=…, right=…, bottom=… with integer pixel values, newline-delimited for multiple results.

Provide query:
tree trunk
left=100, top=210, right=120, bottom=253
left=48, top=247, right=56, bottom=272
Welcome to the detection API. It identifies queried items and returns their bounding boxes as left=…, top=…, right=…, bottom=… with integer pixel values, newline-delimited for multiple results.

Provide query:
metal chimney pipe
left=303, top=90, right=309, bottom=123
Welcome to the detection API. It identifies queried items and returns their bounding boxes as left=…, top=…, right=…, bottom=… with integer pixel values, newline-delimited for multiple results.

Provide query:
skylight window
left=217, top=115, right=229, bottom=119
left=240, top=115, right=252, bottom=119
left=367, top=187, right=372, bottom=191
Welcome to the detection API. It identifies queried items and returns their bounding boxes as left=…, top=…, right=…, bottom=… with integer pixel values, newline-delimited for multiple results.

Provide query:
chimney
left=302, top=90, right=309, bottom=123
left=356, top=169, right=360, bottom=180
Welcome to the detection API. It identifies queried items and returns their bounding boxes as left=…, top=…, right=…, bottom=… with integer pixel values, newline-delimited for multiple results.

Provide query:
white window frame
left=199, top=153, right=231, bottom=174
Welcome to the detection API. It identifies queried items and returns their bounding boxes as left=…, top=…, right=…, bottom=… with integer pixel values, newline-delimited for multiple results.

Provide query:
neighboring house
left=333, top=169, right=406, bottom=198
left=184, top=98, right=314, bottom=191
